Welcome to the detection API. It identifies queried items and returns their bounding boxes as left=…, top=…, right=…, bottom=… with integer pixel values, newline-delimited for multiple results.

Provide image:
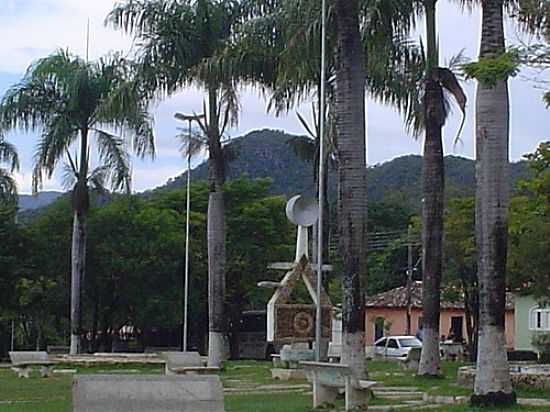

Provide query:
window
left=399, top=338, right=422, bottom=348
left=387, top=339, right=398, bottom=349
left=529, top=307, right=550, bottom=331
left=375, top=338, right=387, bottom=347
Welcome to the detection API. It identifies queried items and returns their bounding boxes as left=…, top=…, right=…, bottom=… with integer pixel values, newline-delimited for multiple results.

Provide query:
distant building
left=364, top=282, right=515, bottom=348
left=514, top=294, right=550, bottom=353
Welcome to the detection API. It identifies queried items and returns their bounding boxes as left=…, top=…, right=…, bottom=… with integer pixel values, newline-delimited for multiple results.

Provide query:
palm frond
left=94, top=129, right=131, bottom=193
left=0, top=136, right=20, bottom=172
left=0, top=168, right=17, bottom=206
left=88, top=166, right=110, bottom=195
left=32, top=116, right=79, bottom=192
left=436, top=68, right=467, bottom=143
left=176, top=128, right=208, bottom=159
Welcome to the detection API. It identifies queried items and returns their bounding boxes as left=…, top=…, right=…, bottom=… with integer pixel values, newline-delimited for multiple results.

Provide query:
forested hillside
left=155, top=129, right=529, bottom=210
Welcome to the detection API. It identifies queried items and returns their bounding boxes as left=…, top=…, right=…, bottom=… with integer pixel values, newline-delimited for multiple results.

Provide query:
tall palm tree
left=107, top=0, right=240, bottom=366
left=416, top=0, right=467, bottom=377
left=0, top=50, right=155, bottom=355
left=469, top=0, right=516, bottom=406
left=232, top=0, right=420, bottom=377
left=334, top=0, right=368, bottom=379
left=0, top=135, right=19, bottom=206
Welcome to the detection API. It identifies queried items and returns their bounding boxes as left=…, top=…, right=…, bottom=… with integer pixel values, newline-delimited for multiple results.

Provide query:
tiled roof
left=365, top=282, right=514, bottom=311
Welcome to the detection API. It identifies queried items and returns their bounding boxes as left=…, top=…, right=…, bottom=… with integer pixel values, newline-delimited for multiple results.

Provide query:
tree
left=107, top=0, right=241, bottom=366
left=0, top=134, right=19, bottom=206
left=415, top=0, right=467, bottom=377
left=334, top=0, right=368, bottom=379
left=465, top=0, right=516, bottom=406
left=443, top=197, right=479, bottom=362
left=0, top=50, right=155, bottom=354
left=508, top=142, right=550, bottom=300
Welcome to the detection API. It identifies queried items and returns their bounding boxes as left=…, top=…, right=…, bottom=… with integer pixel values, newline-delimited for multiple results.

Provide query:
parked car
left=373, top=336, right=422, bottom=359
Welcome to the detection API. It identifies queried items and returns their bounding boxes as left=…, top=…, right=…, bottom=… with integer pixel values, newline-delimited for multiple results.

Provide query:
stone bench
left=300, top=361, right=377, bottom=411
left=9, top=351, right=57, bottom=378
left=160, top=351, right=220, bottom=376
left=399, top=347, right=421, bottom=371
left=73, top=374, right=224, bottom=412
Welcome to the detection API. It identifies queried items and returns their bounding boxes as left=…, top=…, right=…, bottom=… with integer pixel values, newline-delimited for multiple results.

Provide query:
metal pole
left=406, top=225, right=413, bottom=335
left=11, top=320, right=15, bottom=351
left=315, top=0, right=327, bottom=362
left=183, top=119, right=192, bottom=352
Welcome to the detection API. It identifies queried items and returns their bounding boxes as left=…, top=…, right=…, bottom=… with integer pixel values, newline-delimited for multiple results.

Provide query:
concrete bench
left=73, top=374, right=224, bottom=412
left=160, top=351, right=220, bottom=376
left=9, top=351, right=57, bottom=378
left=399, top=347, right=421, bottom=371
left=47, top=345, right=69, bottom=355
left=300, top=361, right=377, bottom=411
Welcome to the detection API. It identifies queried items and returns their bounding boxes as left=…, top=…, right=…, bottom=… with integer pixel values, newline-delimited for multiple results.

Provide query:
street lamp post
left=315, top=0, right=327, bottom=362
left=174, top=112, right=205, bottom=352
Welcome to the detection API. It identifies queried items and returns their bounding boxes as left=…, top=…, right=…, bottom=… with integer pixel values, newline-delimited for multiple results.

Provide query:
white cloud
left=0, top=0, right=132, bottom=73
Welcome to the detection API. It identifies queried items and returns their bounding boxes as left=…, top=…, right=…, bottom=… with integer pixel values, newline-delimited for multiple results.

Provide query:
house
left=514, top=294, right=550, bottom=353
left=364, top=282, right=515, bottom=348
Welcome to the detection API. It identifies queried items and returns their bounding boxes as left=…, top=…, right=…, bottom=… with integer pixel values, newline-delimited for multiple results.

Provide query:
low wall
left=458, top=364, right=550, bottom=390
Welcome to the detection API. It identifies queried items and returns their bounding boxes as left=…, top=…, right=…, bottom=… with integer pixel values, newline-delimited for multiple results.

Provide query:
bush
left=531, top=332, right=550, bottom=362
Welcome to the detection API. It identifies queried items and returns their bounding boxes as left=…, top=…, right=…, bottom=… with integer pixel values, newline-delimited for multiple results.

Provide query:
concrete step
left=375, top=386, right=420, bottom=392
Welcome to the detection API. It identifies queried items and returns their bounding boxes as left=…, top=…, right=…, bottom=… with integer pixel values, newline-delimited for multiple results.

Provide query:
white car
left=373, top=335, right=422, bottom=358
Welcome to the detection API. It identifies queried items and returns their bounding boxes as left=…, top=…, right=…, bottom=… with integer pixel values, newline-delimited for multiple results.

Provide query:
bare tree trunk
left=335, top=0, right=368, bottom=380
left=70, top=209, right=87, bottom=355
left=418, top=0, right=444, bottom=377
left=471, top=0, right=515, bottom=406
left=207, top=87, right=226, bottom=367
left=70, top=128, right=89, bottom=356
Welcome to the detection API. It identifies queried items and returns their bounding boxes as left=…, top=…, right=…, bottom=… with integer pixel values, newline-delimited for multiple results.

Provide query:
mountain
left=154, top=129, right=529, bottom=210
left=16, top=129, right=531, bottom=215
left=157, top=129, right=322, bottom=197
left=18, top=191, right=64, bottom=211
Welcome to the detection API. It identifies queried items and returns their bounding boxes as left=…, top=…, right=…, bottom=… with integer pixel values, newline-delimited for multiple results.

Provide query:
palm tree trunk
left=207, top=86, right=226, bottom=367
left=70, top=209, right=87, bottom=355
left=418, top=80, right=444, bottom=377
left=335, top=0, right=368, bottom=380
left=418, top=0, right=444, bottom=377
left=70, top=128, right=89, bottom=356
left=471, top=0, right=515, bottom=406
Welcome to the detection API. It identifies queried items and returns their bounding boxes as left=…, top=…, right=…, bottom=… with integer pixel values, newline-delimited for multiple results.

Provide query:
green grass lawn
left=0, top=360, right=549, bottom=411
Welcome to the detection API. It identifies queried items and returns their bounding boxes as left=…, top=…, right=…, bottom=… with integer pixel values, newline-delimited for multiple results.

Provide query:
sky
left=0, top=0, right=548, bottom=193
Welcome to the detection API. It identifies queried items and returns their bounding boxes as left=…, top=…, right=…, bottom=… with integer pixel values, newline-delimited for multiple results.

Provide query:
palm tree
left=107, top=0, right=240, bottom=366
left=415, top=0, right=467, bottom=377
left=333, top=0, right=369, bottom=379
left=232, top=0, right=420, bottom=377
left=0, top=134, right=19, bottom=206
left=469, top=0, right=516, bottom=406
left=0, top=50, right=155, bottom=355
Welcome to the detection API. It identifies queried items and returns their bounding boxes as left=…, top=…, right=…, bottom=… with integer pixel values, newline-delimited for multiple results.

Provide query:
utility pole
left=406, top=225, right=413, bottom=335
left=174, top=112, right=205, bottom=352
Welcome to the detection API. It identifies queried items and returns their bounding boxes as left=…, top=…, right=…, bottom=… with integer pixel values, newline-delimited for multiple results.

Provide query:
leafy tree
left=443, top=197, right=478, bottom=362
left=0, top=50, right=155, bottom=354
left=508, top=142, right=550, bottom=301
left=108, top=0, right=241, bottom=366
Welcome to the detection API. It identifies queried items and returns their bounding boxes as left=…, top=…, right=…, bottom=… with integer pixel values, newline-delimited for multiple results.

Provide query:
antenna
left=86, top=18, right=90, bottom=62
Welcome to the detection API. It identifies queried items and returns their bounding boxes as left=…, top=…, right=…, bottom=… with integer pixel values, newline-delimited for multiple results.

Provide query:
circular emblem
left=293, top=311, right=314, bottom=336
